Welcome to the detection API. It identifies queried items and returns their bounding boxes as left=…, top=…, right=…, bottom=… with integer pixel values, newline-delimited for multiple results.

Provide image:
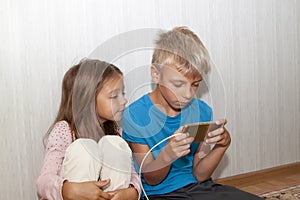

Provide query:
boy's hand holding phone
left=182, top=119, right=231, bottom=148
left=163, top=119, right=230, bottom=163
left=205, top=119, right=231, bottom=148
left=163, top=128, right=194, bottom=163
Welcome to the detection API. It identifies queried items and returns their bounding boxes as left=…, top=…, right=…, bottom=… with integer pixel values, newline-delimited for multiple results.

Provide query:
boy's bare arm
left=192, top=119, right=231, bottom=181
left=193, top=144, right=229, bottom=181
left=129, top=142, right=172, bottom=185
left=129, top=132, right=193, bottom=185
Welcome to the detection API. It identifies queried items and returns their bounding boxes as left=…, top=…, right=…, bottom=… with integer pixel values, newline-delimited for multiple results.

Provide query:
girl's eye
left=192, top=83, right=200, bottom=87
left=111, top=95, right=118, bottom=99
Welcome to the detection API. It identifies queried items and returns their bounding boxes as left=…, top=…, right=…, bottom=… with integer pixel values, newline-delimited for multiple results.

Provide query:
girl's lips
left=179, top=102, right=189, bottom=105
left=117, top=109, right=125, bottom=113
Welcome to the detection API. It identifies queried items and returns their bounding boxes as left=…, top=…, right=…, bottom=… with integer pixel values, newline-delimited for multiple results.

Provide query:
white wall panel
left=0, top=0, right=299, bottom=199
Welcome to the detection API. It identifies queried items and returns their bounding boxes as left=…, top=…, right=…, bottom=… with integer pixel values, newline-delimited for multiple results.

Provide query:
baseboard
left=215, top=162, right=300, bottom=188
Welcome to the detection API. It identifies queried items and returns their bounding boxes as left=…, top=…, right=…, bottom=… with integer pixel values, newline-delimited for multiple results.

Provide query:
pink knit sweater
left=36, top=121, right=141, bottom=200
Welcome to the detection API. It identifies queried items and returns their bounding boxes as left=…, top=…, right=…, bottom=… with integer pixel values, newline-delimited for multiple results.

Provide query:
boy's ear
left=151, top=65, right=160, bottom=83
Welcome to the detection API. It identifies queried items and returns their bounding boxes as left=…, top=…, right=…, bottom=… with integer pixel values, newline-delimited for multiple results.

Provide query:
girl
left=36, top=59, right=141, bottom=200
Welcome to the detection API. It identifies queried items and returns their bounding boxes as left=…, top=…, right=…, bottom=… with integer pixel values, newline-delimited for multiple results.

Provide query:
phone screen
left=182, top=122, right=222, bottom=142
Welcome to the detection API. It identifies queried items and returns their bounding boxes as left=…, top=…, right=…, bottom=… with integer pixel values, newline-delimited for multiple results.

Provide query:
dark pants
left=141, top=179, right=263, bottom=200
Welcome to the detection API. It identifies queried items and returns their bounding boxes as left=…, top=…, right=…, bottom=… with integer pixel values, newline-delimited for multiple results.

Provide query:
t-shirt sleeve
left=122, top=108, right=148, bottom=145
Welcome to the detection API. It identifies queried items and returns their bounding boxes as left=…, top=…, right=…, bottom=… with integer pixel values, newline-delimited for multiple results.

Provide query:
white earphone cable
left=138, top=133, right=182, bottom=200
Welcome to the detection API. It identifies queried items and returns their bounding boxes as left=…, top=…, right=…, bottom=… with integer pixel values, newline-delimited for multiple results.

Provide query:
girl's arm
left=37, top=121, right=112, bottom=200
left=108, top=186, right=138, bottom=200
left=192, top=119, right=231, bottom=181
left=128, top=159, right=141, bottom=199
left=36, top=121, right=72, bottom=200
left=117, top=128, right=142, bottom=199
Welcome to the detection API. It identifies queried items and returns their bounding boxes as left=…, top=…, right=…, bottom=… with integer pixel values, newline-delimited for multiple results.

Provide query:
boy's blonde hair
left=151, top=26, right=211, bottom=77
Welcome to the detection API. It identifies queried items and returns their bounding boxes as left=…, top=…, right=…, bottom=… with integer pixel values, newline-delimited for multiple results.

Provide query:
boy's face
left=153, top=65, right=202, bottom=111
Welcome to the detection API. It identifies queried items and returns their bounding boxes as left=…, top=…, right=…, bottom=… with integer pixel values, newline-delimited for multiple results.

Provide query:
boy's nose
left=183, top=87, right=193, bottom=99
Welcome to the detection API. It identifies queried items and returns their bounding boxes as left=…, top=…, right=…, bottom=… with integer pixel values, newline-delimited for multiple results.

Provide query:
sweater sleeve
left=36, top=121, right=72, bottom=200
left=129, top=159, right=142, bottom=199
left=119, top=128, right=142, bottom=199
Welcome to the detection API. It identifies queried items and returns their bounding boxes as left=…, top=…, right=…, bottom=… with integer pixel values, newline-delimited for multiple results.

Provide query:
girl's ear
left=151, top=65, right=160, bottom=83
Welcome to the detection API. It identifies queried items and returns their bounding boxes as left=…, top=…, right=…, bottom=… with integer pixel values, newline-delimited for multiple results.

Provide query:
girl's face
left=96, top=74, right=127, bottom=123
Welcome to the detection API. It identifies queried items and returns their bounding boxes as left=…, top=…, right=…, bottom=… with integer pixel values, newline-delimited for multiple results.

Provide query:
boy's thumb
left=95, top=179, right=111, bottom=188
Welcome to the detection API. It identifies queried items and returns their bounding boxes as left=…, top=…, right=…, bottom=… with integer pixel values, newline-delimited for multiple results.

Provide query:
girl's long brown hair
left=45, top=59, right=122, bottom=144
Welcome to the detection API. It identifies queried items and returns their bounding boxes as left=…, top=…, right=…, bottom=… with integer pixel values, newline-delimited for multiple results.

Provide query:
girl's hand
left=62, top=180, right=112, bottom=200
left=205, top=119, right=231, bottom=148
left=163, top=127, right=194, bottom=163
left=108, top=186, right=138, bottom=200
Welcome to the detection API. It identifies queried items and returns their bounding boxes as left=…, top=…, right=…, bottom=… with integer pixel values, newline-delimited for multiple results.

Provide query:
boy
left=122, top=27, right=262, bottom=199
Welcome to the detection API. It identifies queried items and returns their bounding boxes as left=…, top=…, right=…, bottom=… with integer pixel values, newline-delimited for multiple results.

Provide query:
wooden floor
left=215, top=162, right=300, bottom=195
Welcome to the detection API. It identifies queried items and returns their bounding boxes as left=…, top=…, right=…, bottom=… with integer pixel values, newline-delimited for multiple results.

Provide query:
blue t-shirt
left=122, top=94, right=212, bottom=196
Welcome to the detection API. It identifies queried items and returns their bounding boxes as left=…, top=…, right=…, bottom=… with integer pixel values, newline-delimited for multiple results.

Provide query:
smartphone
left=182, top=121, right=223, bottom=142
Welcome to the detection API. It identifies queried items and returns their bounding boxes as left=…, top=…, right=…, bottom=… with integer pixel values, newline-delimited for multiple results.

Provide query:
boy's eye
left=173, top=83, right=184, bottom=88
left=192, top=83, right=200, bottom=87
